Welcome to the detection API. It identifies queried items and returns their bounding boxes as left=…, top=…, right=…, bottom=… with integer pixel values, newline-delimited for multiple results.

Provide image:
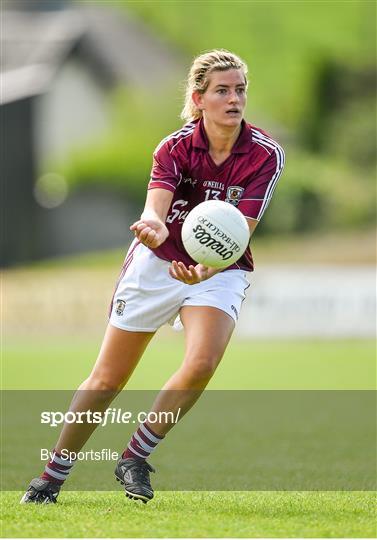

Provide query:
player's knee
left=84, top=374, right=120, bottom=394
left=183, top=354, right=219, bottom=383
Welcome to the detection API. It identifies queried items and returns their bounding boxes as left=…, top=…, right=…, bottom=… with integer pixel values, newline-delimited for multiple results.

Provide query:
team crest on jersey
left=225, top=186, right=244, bottom=206
left=115, top=300, right=126, bottom=316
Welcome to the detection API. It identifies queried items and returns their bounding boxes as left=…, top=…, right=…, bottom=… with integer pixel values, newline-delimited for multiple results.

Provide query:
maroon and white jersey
left=148, top=118, right=285, bottom=271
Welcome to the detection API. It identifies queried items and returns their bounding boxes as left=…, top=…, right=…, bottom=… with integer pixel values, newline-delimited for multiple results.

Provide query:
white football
left=181, top=200, right=249, bottom=268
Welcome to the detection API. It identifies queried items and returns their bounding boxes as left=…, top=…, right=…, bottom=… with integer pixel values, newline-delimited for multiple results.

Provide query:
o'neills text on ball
left=197, top=216, right=241, bottom=251
left=192, top=224, right=237, bottom=260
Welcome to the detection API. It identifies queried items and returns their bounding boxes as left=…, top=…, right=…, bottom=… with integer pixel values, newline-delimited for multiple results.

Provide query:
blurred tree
left=46, top=1, right=377, bottom=238
left=301, top=59, right=376, bottom=171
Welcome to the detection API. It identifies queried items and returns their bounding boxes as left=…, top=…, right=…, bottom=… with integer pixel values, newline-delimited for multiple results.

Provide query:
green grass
left=2, top=338, right=375, bottom=537
left=2, top=337, right=375, bottom=390
left=2, top=491, right=376, bottom=538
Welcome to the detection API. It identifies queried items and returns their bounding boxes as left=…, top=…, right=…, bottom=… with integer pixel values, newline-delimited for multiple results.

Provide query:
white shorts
left=109, top=241, right=251, bottom=332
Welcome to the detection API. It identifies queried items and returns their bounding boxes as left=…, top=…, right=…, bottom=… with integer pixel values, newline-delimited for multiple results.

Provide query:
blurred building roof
left=1, top=2, right=183, bottom=105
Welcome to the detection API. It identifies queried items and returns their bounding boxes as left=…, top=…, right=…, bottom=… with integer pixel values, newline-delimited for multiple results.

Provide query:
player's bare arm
left=247, top=217, right=258, bottom=237
left=130, top=188, right=173, bottom=248
left=170, top=217, right=259, bottom=285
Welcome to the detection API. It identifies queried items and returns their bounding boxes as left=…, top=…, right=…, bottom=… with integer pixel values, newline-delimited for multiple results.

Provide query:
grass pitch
left=2, top=338, right=375, bottom=538
left=3, top=337, right=375, bottom=390
left=2, top=491, right=376, bottom=538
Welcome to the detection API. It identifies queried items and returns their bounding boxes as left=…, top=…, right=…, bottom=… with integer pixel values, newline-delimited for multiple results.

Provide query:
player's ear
left=192, top=91, right=204, bottom=111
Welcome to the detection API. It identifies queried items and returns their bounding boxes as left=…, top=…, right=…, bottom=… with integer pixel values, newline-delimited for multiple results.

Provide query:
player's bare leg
left=54, top=325, right=154, bottom=453
left=21, top=325, right=154, bottom=504
left=149, top=306, right=235, bottom=434
left=117, top=306, right=234, bottom=502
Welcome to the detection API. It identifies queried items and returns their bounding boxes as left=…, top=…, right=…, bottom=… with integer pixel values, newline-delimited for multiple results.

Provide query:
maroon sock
left=40, top=449, right=75, bottom=485
left=122, top=422, right=164, bottom=460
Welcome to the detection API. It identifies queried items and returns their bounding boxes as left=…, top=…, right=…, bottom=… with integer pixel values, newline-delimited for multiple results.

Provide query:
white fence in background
left=236, top=265, right=376, bottom=338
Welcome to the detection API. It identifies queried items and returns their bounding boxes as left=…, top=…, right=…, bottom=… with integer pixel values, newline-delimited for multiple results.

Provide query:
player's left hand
left=169, top=261, right=219, bottom=285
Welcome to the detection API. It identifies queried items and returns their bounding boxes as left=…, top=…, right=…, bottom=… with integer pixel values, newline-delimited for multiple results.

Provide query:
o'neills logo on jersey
left=192, top=217, right=241, bottom=261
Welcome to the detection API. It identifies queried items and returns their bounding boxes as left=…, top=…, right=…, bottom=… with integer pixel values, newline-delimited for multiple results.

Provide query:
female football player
left=21, top=49, right=285, bottom=504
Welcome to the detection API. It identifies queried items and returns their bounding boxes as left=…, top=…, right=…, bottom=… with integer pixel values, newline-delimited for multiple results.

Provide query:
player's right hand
left=130, top=218, right=169, bottom=249
left=169, top=261, right=220, bottom=284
